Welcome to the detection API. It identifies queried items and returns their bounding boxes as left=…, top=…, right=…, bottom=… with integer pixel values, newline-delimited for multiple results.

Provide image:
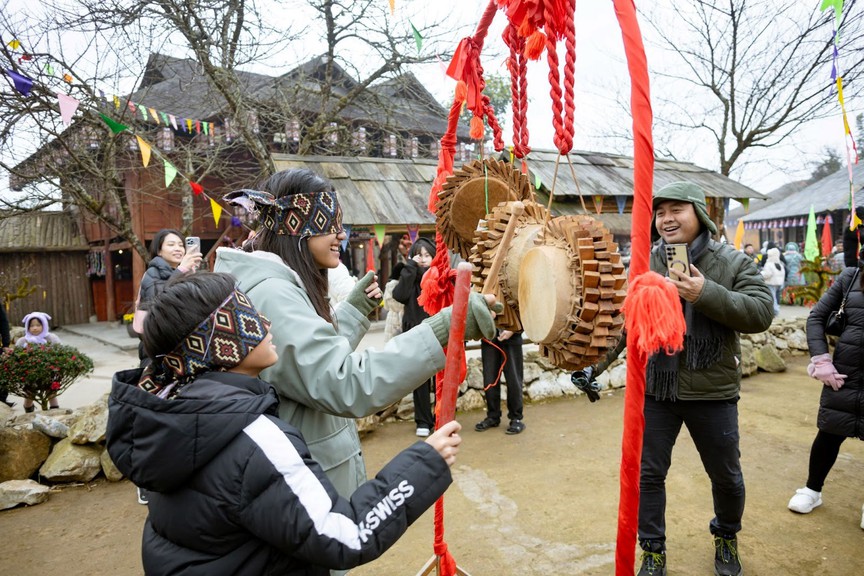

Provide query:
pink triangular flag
left=56, top=92, right=80, bottom=126
left=169, top=114, right=178, bottom=130
left=136, top=136, right=151, bottom=167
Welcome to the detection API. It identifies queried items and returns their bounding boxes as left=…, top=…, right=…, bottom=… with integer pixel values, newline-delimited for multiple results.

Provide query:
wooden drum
left=518, top=215, right=627, bottom=370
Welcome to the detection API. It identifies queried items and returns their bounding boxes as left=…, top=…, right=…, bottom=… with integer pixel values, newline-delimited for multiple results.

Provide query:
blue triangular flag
left=5, top=68, right=33, bottom=96
left=616, top=195, right=627, bottom=215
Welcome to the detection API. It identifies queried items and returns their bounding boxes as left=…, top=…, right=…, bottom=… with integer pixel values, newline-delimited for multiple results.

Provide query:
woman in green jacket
left=215, top=169, right=496, bottom=501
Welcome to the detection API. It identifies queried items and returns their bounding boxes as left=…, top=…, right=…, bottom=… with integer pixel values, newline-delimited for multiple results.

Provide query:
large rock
left=0, top=427, right=51, bottom=482
left=456, top=388, right=486, bottom=413
left=598, top=363, right=628, bottom=390
left=786, top=329, right=809, bottom=351
left=526, top=373, right=577, bottom=402
left=522, top=361, right=544, bottom=385
left=31, top=414, right=69, bottom=439
left=463, top=361, right=483, bottom=392
left=100, top=449, right=124, bottom=482
left=0, top=402, right=14, bottom=425
left=0, top=479, right=51, bottom=510
left=67, top=401, right=108, bottom=445
left=754, top=343, right=787, bottom=373
left=39, top=438, right=103, bottom=483
left=740, top=339, right=758, bottom=377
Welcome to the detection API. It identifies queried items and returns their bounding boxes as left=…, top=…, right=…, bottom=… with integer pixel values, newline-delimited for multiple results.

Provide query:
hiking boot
left=474, top=418, right=500, bottom=432
left=713, top=536, right=743, bottom=576
left=505, top=419, right=525, bottom=435
left=637, top=550, right=666, bottom=576
left=788, top=487, right=822, bottom=514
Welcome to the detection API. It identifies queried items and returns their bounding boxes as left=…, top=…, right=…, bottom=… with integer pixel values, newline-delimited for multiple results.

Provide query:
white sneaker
left=415, top=427, right=430, bottom=437
left=788, top=487, right=822, bottom=513
left=137, top=487, right=149, bottom=505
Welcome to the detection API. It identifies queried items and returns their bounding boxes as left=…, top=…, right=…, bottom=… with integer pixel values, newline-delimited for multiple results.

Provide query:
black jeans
left=806, top=429, right=846, bottom=492
left=413, top=376, right=435, bottom=429
left=480, top=334, right=524, bottom=421
left=639, top=397, right=744, bottom=549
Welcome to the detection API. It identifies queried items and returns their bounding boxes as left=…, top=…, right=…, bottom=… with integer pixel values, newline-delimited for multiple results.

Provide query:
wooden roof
left=0, top=211, right=88, bottom=252
left=525, top=149, right=763, bottom=200
left=741, top=163, right=864, bottom=221
left=271, top=149, right=762, bottom=228
left=272, top=154, right=438, bottom=226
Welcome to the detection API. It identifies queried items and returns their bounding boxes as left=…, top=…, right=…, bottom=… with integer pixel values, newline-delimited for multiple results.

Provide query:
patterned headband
left=138, top=290, right=270, bottom=396
left=224, top=188, right=343, bottom=237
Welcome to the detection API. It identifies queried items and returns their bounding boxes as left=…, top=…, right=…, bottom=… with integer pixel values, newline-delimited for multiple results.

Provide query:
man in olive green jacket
left=630, top=182, right=773, bottom=576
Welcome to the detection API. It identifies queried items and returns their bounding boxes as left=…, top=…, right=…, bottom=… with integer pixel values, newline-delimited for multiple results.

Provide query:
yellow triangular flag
left=210, top=198, right=223, bottom=227
left=389, top=0, right=395, bottom=14
left=149, top=108, right=160, bottom=124
left=8, top=39, right=21, bottom=50
left=733, top=220, right=745, bottom=250
left=136, top=136, right=151, bottom=167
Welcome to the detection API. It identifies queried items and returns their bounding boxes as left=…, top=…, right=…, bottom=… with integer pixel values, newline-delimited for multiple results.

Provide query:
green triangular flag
left=203, top=122, right=209, bottom=135
left=534, top=172, right=542, bottom=190
left=804, top=204, right=819, bottom=261
left=164, top=159, right=178, bottom=187
left=738, top=198, right=750, bottom=212
left=160, top=111, right=170, bottom=125
left=99, top=113, right=128, bottom=134
left=140, top=106, right=149, bottom=121
left=44, top=62, right=54, bottom=76
left=410, top=21, right=423, bottom=54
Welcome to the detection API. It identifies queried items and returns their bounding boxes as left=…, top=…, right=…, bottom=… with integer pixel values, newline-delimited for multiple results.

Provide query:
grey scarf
left=646, top=230, right=730, bottom=400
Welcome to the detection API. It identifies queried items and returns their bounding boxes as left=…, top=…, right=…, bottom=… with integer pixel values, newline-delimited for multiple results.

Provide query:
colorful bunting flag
left=169, top=114, right=178, bottom=130
left=44, top=62, right=54, bottom=76
left=592, top=195, right=604, bottom=214
left=733, top=220, right=745, bottom=250
left=62, top=73, right=72, bottom=84
left=804, top=205, right=819, bottom=260
left=407, top=223, right=420, bottom=243
left=136, top=136, right=151, bottom=167
left=8, top=39, right=21, bottom=50
left=389, top=0, right=395, bottom=15
left=99, top=113, right=128, bottom=134
left=149, top=108, right=160, bottom=124
left=5, top=69, right=33, bottom=96
left=616, top=195, right=627, bottom=215
left=140, top=105, right=149, bottom=121
left=410, top=21, right=423, bottom=54
left=341, top=225, right=352, bottom=251
left=56, top=92, right=79, bottom=126
left=821, top=215, right=834, bottom=257
left=113, top=95, right=120, bottom=110
left=534, top=172, right=542, bottom=190
left=366, top=239, right=376, bottom=273
left=210, top=198, right=223, bottom=226
left=164, top=159, right=177, bottom=187
left=190, top=182, right=203, bottom=196
left=374, top=224, right=387, bottom=248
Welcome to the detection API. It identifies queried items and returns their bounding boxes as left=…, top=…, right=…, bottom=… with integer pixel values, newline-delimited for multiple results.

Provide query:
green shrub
left=0, top=344, right=94, bottom=410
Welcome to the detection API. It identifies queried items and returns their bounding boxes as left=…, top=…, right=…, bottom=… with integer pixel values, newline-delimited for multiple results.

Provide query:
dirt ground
left=1, top=356, right=862, bottom=575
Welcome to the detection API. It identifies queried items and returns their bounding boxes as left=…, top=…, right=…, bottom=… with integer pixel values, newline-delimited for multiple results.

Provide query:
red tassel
left=622, top=271, right=685, bottom=357
left=454, top=80, right=468, bottom=103
left=525, top=30, right=546, bottom=60
left=517, top=19, right=535, bottom=38
left=469, top=115, right=484, bottom=139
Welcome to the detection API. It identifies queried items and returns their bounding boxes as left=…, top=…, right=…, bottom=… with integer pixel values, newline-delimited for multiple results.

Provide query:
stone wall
left=1, top=318, right=811, bottom=510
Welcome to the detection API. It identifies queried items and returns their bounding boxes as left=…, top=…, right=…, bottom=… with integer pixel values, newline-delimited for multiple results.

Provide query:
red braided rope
left=562, top=0, right=577, bottom=151
left=546, top=36, right=564, bottom=152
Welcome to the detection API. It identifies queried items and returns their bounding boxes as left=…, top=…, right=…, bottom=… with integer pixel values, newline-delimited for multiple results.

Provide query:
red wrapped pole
left=437, top=262, right=472, bottom=425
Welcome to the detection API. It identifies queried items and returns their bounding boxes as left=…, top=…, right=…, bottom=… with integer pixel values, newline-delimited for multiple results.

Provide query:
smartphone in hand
left=664, top=243, right=691, bottom=277
left=185, top=236, right=201, bottom=254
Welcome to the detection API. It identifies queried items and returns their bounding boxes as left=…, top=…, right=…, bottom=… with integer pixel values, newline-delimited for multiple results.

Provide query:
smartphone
left=664, top=243, right=691, bottom=277
left=185, top=236, right=201, bottom=254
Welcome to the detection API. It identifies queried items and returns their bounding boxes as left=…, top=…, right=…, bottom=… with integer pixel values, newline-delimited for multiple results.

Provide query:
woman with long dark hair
left=215, top=169, right=497, bottom=501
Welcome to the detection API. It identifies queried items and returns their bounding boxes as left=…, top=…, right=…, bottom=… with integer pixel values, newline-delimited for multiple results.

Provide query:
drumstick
left=481, top=201, right=525, bottom=295
left=438, top=262, right=472, bottom=425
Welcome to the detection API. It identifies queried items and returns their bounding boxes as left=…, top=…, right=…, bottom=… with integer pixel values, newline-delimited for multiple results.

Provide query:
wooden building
left=0, top=211, right=93, bottom=326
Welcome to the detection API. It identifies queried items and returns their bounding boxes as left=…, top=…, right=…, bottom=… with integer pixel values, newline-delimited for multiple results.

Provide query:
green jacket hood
left=214, top=247, right=303, bottom=293
left=653, top=181, right=718, bottom=236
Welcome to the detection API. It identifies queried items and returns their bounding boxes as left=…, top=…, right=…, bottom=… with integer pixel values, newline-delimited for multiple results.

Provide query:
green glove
left=422, top=292, right=497, bottom=347
left=345, top=271, right=381, bottom=317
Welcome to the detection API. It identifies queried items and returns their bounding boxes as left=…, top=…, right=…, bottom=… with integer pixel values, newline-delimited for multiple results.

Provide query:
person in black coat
left=107, top=272, right=462, bottom=575
left=842, top=207, right=863, bottom=268
left=788, top=247, right=864, bottom=526
left=392, top=236, right=437, bottom=437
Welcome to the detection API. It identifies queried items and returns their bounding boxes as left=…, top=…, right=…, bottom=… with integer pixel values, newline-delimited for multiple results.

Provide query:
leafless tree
left=0, top=0, right=465, bottom=262
left=642, top=0, right=863, bottom=179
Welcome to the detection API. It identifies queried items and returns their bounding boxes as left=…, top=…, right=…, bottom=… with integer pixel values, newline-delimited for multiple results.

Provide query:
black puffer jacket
left=806, top=265, right=864, bottom=439
left=392, top=259, right=430, bottom=332
left=106, top=369, right=452, bottom=575
left=138, top=256, right=182, bottom=308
